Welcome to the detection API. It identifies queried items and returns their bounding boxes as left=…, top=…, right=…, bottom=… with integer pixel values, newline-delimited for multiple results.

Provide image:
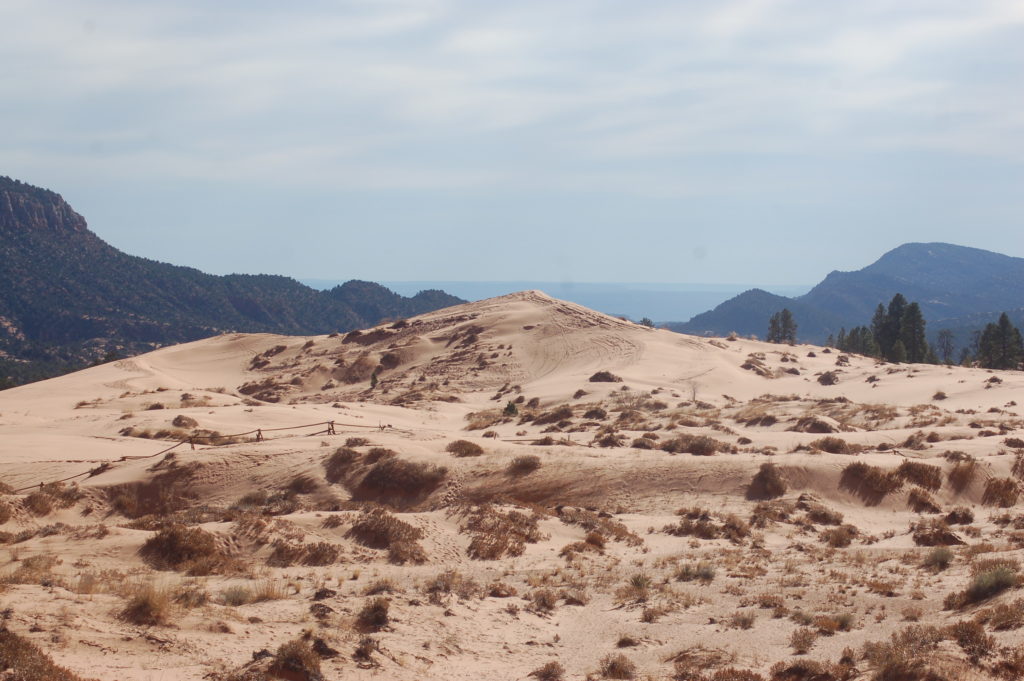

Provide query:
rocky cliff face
left=0, top=177, right=89, bottom=235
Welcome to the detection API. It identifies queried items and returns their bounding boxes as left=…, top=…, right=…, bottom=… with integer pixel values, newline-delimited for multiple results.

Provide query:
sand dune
left=1, top=291, right=1023, bottom=680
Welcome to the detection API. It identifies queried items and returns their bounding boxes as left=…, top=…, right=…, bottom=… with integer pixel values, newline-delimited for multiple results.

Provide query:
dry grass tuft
left=895, top=460, right=943, bottom=492
left=507, top=455, right=542, bottom=475
left=356, top=597, right=390, bottom=631
left=530, top=661, right=566, bottom=681
left=119, top=583, right=171, bottom=625
left=599, top=652, right=636, bottom=679
left=947, top=459, right=979, bottom=493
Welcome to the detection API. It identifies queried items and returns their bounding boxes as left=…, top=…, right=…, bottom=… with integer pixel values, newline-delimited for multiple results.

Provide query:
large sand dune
left=1, top=291, right=1023, bottom=680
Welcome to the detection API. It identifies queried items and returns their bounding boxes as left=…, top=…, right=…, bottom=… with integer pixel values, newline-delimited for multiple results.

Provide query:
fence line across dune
left=8, top=419, right=390, bottom=494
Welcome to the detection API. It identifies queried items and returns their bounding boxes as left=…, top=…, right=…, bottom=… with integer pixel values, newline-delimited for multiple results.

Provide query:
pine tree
left=899, top=302, right=929, bottom=363
left=880, top=294, right=908, bottom=361
left=767, top=313, right=781, bottom=343
left=779, top=308, right=797, bottom=344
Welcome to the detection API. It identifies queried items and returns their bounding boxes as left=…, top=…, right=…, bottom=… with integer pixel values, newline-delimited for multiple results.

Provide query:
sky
left=3, top=0, right=1023, bottom=286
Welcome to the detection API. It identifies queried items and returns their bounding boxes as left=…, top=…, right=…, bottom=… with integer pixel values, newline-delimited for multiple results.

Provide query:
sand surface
left=1, top=291, right=1023, bottom=680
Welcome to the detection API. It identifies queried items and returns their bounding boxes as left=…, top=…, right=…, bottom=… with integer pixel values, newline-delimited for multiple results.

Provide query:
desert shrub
left=751, top=500, right=794, bottom=527
left=821, top=525, right=858, bottom=548
left=599, top=652, right=636, bottom=679
left=946, top=619, right=994, bottom=661
left=530, top=661, right=566, bottom=681
left=861, top=625, right=944, bottom=677
left=138, top=524, right=226, bottom=575
left=804, top=504, right=843, bottom=526
left=676, top=561, right=716, bottom=583
left=423, top=570, right=480, bottom=602
left=810, top=437, right=852, bottom=454
left=630, top=438, right=654, bottom=449
left=948, top=459, right=979, bottom=493
left=659, top=434, right=728, bottom=456
left=119, top=583, right=171, bottom=625
left=977, top=598, right=1024, bottom=630
left=22, top=492, right=54, bottom=516
left=584, top=407, right=608, bottom=420
left=269, top=638, right=321, bottom=679
left=172, top=414, right=198, bottom=428
left=895, top=461, right=942, bottom=492
left=464, top=505, right=544, bottom=560
left=839, top=462, right=903, bottom=505
left=346, top=437, right=370, bottom=447
left=590, top=371, right=623, bottom=383
left=790, top=627, right=817, bottom=654
left=922, top=546, right=954, bottom=571
left=965, top=566, right=1017, bottom=603
left=357, top=597, right=390, bottom=630
left=531, top=588, right=559, bottom=612
left=932, top=391, right=947, bottom=401
left=911, top=518, right=962, bottom=546
left=907, top=488, right=941, bottom=514
left=446, top=439, right=484, bottom=457
left=983, top=477, right=1020, bottom=507
left=323, top=446, right=360, bottom=483
left=301, top=542, right=340, bottom=566
left=0, top=628, right=94, bottom=681
left=346, top=508, right=426, bottom=564
left=534, top=405, right=574, bottom=425
left=945, top=506, right=974, bottom=525
left=508, top=455, right=541, bottom=475
left=747, top=463, right=787, bottom=500
left=730, top=611, right=756, bottom=629
left=817, top=371, right=838, bottom=386
left=220, top=584, right=254, bottom=606
left=354, top=457, right=447, bottom=505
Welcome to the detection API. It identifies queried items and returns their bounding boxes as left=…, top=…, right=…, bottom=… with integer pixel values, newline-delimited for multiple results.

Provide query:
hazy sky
left=3, top=1, right=1023, bottom=285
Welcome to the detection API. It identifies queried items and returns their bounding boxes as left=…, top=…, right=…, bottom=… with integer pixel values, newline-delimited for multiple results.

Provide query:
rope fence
left=8, top=418, right=389, bottom=494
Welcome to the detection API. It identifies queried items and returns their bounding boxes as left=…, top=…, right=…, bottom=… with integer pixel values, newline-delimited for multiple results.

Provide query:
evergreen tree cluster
left=827, top=293, right=1024, bottom=370
left=978, top=313, right=1024, bottom=370
left=766, top=309, right=797, bottom=344
left=829, top=293, right=932, bottom=363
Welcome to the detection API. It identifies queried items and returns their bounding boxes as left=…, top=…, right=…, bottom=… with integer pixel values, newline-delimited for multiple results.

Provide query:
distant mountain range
left=668, top=242, right=1024, bottom=348
left=301, top=279, right=812, bottom=323
left=0, top=176, right=463, bottom=386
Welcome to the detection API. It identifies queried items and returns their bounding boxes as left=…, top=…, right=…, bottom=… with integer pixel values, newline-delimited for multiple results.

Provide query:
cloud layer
left=3, top=0, right=1022, bottom=284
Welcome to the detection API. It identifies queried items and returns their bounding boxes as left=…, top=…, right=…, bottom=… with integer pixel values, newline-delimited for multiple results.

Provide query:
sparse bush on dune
left=895, top=460, right=943, bottom=492
left=907, top=488, right=941, bottom=514
left=945, top=506, right=973, bottom=525
left=590, top=371, right=623, bottom=383
left=446, top=439, right=484, bottom=457
left=599, top=652, right=636, bottom=679
left=820, top=525, right=858, bottom=548
left=357, top=597, right=390, bottom=631
left=119, top=583, right=171, bottom=625
left=982, top=477, right=1020, bottom=507
left=839, top=462, right=903, bottom=505
left=947, top=459, right=979, bottom=493
left=138, top=524, right=229, bottom=575
left=346, top=507, right=427, bottom=564
left=530, top=661, right=566, bottom=681
left=659, top=434, right=729, bottom=456
left=269, top=638, right=321, bottom=679
left=747, top=463, right=787, bottom=500
left=912, top=518, right=963, bottom=547
left=809, top=436, right=855, bottom=454
left=463, top=505, right=545, bottom=560
left=353, top=456, right=447, bottom=506
left=507, top=454, right=541, bottom=475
